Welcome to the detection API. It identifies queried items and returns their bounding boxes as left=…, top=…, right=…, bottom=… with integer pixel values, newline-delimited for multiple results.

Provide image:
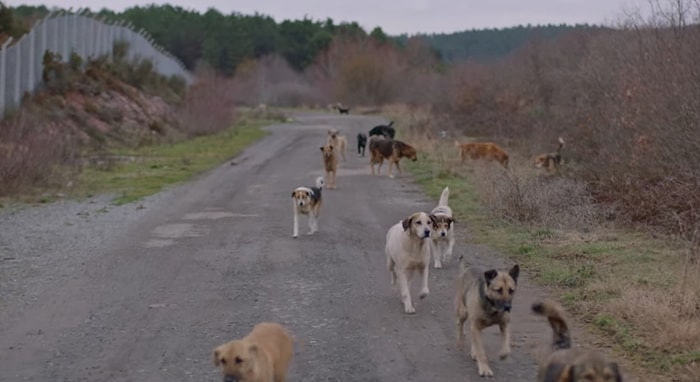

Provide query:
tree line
left=5, top=4, right=602, bottom=75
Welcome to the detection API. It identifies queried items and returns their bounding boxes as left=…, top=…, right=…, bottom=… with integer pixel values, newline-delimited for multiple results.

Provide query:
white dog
left=385, top=211, right=437, bottom=314
left=430, top=187, right=456, bottom=269
left=291, top=177, right=324, bottom=238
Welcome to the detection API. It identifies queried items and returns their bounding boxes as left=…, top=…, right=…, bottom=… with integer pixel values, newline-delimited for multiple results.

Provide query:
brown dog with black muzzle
left=212, top=322, right=294, bottom=382
left=532, top=299, right=623, bottom=382
left=320, top=144, right=337, bottom=189
left=455, top=261, right=520, bottom=377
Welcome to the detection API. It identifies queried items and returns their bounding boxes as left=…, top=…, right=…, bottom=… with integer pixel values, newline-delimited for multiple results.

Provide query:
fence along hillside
left=0, top=11, right=193, bottom=118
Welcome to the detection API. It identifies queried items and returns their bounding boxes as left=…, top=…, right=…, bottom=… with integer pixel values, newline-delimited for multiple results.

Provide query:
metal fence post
left=1, top=38, right=14, bottom=117
left=14, top=37, right=21, bottom=107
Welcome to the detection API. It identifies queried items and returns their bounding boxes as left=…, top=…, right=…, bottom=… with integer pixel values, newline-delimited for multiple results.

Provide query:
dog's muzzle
left=224, top=376, right=239, bottom=382
left=495, top=300, right=512, bottom=312
left=440, top=231, right=446, bottom=237
left=423, top=229, right=431, bottom=238
left=297, top=200, right=306, bottom=206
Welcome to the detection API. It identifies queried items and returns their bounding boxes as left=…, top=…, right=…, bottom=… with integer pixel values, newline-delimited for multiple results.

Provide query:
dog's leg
left=395, top=160, right=402, bottom=176
left=498, top=321, right=511, bottom=359
left=292, top=208, right=299, bottom=238
left=456, top=310, right=468, bottom=350
left=419, top=263, right=430, bottom=299
left=387, top=257, right=397, bottom=287
left=397, top=270, right=415, bottom=314
left=470, top=322, right=493, bottom=377
left=432, top=240, right=442, bottom=269
left=446, top=234, right=455, bottom=262
left=387, top=160, right=394, bottom=178
left=307, top=213, right=316, bottom=235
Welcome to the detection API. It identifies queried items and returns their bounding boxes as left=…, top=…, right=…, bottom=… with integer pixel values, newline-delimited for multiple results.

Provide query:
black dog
left=335, top=105, right=350, bottom=115
left=368, top=121, right=396, bottom=139
left=357, top=133, right=367, bottom=156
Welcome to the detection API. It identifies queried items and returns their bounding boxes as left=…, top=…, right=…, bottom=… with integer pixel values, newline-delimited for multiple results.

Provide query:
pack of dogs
left=213, top=117, right=621, bottom=381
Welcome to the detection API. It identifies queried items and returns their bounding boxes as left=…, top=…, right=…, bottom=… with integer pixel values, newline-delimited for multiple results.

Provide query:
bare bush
left=473, top=165, right=600, bottom=231
left=0, top=108, right=80, bottom=196
left=178, top=63, right=238, bottom=136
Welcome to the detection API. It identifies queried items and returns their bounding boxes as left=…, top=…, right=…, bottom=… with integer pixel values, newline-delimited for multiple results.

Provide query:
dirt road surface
left=0, top=113, right=555, bottom=381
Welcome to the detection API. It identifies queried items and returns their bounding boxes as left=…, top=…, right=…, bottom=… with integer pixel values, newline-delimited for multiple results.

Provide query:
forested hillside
left=7, top=4, right=600, bottom=74
left=398, top=23, right=609, bottom=62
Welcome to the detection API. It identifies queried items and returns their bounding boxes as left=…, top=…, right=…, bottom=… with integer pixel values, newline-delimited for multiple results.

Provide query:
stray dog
left=357, top=133, right=367, bottom=157
left=334, top=103, right=350, bottom=114
left=369, top=137, right=418, bottom=178
left=368, top=121, right=396, bottom=139
left=430, top=186, right=456, bottom=269
left=532, top=300, right=623, bottom=382
left=386, top=212, right=437, bottom=314
left=212, top=322, right=294, bottom=382
left=291, top=176, right=325, bottom=238
left=320, top=144, right=337, bottom=189
left=455, top=262, right=520, bottom=377
left=455, top=140, right=509, bottom=168
left=534, top=137, right=565, bottom=173
left=327, top=128, right=347, bottom=162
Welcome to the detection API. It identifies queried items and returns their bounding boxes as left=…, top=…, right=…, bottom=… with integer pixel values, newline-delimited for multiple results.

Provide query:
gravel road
left=0, top=112, right=559, bottom=381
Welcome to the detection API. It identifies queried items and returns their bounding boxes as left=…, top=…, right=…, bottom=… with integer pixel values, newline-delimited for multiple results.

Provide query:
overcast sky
left=7, top=0, right=651, bottom=34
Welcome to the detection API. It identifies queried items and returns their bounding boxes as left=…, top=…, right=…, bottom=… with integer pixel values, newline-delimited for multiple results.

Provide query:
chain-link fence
left=0, top=11, right=193, bottom=118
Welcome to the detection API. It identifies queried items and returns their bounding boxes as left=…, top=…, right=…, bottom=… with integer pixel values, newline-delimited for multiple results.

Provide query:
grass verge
left=75, top=120, right=271, bottom=205
left=405, top=153, right=700, bottom=382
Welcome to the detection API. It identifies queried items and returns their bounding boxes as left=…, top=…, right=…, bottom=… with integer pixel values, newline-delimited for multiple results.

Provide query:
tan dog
left=455, top=262, right=520, bottom=377
left=455, top=140, right=509, bottom=168
left=320, top=144, right=337, bottom=189
left=212, top=322, right=294, bottom=382
left=291, top=176, right=324, bottom=238
left=369, top=137, right=418, bottom=178
left=430, top=186, right=456, bottom=269
left=534, top=137, right=565, bottom=173
left=532, top=300, right=623, bottom=382
left=386, top=212, right=437, bottom=314
left=327, top=128, right=347, bottom=161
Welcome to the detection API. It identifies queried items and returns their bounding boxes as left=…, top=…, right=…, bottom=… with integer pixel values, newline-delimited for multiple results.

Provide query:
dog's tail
left=438, top=186, right=450, bottom=207
left=532, top=299, right=572, bottom=351
left=387, top=120, right=394, bottom=127
left=556, top=137, right=565, bottom=153
left=315, top=176, right=325, bottom=189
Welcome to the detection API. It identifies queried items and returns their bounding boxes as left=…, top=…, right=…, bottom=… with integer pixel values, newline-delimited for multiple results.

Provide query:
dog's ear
left=291, top=191, right=296, bottom=198
left=484, top=269, right=498, bottom=284
left=509, top=264, right=520, bottom=284
left=608, top=362, right=623, bottom=382
left=248, top=344, right=259, bottom=357
left=320, top=146, right=324, bottom=151
left=305, top=190, right=312, bottom=197
left=329, top=145, right=333, bottom=150
left=542, top=362, right=572, bottom=382
left=212, top=347, right=223, bottom=367
left=402, top=215, right=414, bottom=231
left=428, top=214, right=438, bottom=227
left=448, top=217, right=456, bottom=226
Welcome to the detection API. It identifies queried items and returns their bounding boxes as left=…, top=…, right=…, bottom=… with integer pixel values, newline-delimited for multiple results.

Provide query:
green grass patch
left=75, top=121, right=270, bottom=205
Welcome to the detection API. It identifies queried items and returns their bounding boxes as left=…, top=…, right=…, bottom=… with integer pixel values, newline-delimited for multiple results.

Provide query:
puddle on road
left=182, top=211, right=259, bottom=220
left=143, top=209, right=257, bottom=248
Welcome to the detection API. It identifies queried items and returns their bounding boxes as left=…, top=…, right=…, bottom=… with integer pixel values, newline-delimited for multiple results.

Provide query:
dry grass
left=385, top=103, right=700, bottom=381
